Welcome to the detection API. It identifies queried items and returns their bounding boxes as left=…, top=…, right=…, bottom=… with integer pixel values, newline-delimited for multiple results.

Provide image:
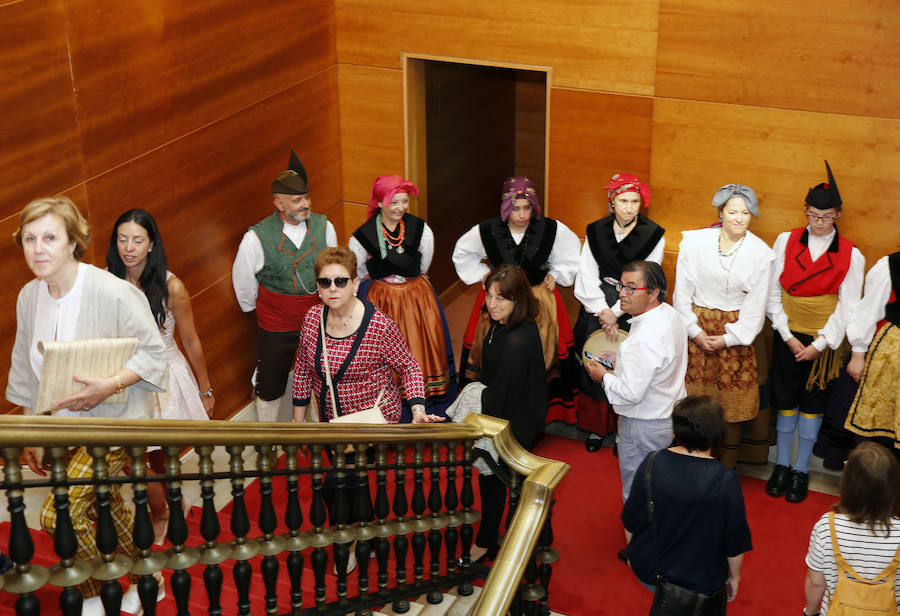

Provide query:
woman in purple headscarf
left=452, top=176, right=581, bottom=426
left=349, top=175, right=456, bottom=419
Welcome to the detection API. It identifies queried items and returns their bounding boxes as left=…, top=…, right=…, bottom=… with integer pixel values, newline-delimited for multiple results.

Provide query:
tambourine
left=582, top=328, right=629, bottom=375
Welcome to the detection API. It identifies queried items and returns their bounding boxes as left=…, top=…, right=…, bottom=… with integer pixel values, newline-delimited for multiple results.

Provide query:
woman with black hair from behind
left=108, top=208, right=215, bottom=542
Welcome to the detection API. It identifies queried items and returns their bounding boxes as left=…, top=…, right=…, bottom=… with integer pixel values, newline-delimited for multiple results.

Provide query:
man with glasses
left=584, top=261, right=687, bottom=505
left=765, top=161, right=864, bottom=502
left=232, top=150, right=338, bottom=421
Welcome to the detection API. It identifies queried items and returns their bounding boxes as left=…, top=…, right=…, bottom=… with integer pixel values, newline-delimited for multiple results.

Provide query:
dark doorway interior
left=418, top=60, right=547, bottom=295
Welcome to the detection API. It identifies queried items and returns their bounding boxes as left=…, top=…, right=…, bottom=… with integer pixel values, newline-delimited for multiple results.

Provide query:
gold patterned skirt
left=844, top=323, right=900, bottom=448
left=685, top=305, right=759, bottom=423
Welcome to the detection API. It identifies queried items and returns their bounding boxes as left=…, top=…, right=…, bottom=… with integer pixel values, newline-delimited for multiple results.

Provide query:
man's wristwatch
left=200, top=387, right=214, bottom=398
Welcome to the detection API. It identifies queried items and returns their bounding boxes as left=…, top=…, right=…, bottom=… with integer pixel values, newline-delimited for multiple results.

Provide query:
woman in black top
left=469, top=264, right=548, bottom=562
left=621, top=395, right=752, bottom=608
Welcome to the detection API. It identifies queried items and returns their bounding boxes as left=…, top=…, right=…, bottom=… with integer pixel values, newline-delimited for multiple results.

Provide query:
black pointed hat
left=805, top=160, right=842, bottom=210
left=272, top=150, right=310, bottom=195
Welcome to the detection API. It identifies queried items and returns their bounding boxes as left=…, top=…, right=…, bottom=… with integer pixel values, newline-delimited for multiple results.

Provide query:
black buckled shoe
left=585, top=435, right=604, bottom=453
left=765, top=464, right=790, bottom=497
left=785, top=470, right=810, bottom=503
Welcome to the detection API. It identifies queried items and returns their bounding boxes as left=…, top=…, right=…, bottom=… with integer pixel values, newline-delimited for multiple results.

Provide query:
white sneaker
left=81, top=596, right=103, bottom=616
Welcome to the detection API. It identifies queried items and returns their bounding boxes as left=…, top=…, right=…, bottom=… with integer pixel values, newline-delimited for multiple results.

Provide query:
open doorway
left=404, top=56, right=550, bottom=298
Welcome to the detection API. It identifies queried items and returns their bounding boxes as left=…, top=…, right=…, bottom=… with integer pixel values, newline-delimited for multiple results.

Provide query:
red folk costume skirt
left=461, top=283, right=577, bottom=425
left=845, top=323, right=900, bottom=449
left=685, top=305, right=759, bottom=423
left=365, top=275, right=454, bottom=402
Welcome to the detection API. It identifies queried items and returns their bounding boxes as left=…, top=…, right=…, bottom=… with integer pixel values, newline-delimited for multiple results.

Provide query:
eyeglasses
left=806, top=212, right=837, bottom=223
left=603, top=276, right=649, bottom=296
left=316, top=277, right=350, bottom=289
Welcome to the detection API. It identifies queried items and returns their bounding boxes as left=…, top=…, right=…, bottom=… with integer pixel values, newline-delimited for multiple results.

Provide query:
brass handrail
left=463, top=415, right=570, bottom=616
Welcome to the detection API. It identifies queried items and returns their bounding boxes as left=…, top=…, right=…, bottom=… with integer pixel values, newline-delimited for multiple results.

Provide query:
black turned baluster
left=506, top=470, right=522, bottom=531
left=308, top=446, right=329, bottom=608
left=331, top=446, right=355, bottom=604
left=40, top=446, right=88, bottom=616
left=163, top=446, right=201, bottom=616
left=426, top=442, right=446, bottom=605
left=536, top=502, right=559, bottom=616
left=196, top=446, right=229, bottom=616
left=228, top=445, right=259, bottom=615
left=282, top=444, right=307, bottom=614
left=354, top=446, right=375, bottom=612
left=372, top=444, right=391, bottom=596
left=1, top=447, right=50, bottom=616
left=391, top=445, right=412, bottom=613
left=457, top=441, right=477, bottom=596
left=520, top=551, right=543, bottom=616
left=256, top=445, right=285, bottom=615
left=127, top=446, right=166, bottom=616
left=409, top=443, right=427, bottom=591
left=443, top=442, right=460, bottom=583
left=89, top=446, right=129, bottom=616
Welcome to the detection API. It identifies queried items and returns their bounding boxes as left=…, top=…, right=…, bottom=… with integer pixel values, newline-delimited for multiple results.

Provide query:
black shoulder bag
left=646, top=451, right=727, bottom=616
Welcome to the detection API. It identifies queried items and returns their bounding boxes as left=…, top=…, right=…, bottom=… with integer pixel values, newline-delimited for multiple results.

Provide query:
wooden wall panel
left=67, top=0, right=336, bottom=178
left=650, top=99, right=900, bottom=263
left=335, top=0, right=660, bottom=94
left=548, top=89, right=654, bottom=237
left=657, top=0, right=900, bottom=118
left=0, top=0, right=84, bottom=217
left=85, top=69, right=342, bottom=296
left=338, top=64, right=404, bottom=207
left=341, top=202, right=368, bottom=244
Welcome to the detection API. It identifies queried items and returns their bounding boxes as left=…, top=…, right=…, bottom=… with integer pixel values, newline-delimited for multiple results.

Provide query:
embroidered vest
left=251, top=212, right=327, bottom=295
left=352, top=213, right=424, bottom=279
left=586, top=215, right=665, bottom=307
left=479, top=217, right=557, bottom=286
left=780, top=228, right=854, bottom=297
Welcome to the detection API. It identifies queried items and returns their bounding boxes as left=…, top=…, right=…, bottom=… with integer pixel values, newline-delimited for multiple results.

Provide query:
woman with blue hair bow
left=673, top=184, right=775, bottom=468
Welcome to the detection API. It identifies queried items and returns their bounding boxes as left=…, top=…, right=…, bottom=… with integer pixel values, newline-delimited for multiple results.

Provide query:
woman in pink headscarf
left=349, top=175, right=456, bottom=420
left=452, top=176, right=581, bottom=427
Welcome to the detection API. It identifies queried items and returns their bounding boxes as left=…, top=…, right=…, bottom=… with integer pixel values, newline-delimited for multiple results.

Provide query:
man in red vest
left=232, top=151, right=338, bottom=421
left=765, top=161, right=864, bottom=502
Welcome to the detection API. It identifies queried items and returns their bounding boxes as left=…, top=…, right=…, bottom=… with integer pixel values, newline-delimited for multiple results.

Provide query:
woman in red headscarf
left=573, top=173, right=666, bottom=451
left=349, top=175, right=456, bottom=419
left=452, top=176, right=581, bottom=427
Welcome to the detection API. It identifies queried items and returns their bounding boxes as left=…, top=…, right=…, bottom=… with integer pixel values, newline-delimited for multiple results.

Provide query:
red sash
left=256, top=285, right=320, bottom=332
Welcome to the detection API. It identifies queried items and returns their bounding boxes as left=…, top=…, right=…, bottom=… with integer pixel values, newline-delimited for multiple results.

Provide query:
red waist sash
left=256, top=285, right=320, bottom=332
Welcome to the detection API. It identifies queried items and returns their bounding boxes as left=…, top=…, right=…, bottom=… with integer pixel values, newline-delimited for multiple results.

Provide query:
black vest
left=479, top=217, right=557, bottom=286
left=886, top=251, right=900, bottom=326
left=352, top=213, right=425, bottom=279
left=586, top=214, right=665, bottom=307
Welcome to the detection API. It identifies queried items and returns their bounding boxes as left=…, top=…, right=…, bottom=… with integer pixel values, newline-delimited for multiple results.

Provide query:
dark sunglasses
left=316, top=277, right=350, bottom=289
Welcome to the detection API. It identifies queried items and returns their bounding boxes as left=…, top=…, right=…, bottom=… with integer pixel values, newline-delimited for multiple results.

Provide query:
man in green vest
left=232, top=150, right=337, bottom=421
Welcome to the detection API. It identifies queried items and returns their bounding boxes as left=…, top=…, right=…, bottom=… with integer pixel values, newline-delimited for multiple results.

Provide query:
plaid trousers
left=39, top=447, right=139, bottom=598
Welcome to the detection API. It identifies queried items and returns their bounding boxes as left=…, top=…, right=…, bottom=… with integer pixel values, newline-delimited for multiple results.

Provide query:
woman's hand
left=596, top=309, right=619, bottom=341
left=847, top=351, right=866, bottom=382
left=23, top=447, right=46, bottom=476
left=543, top=273, right=556, bottom=292
left=693, top=332, right=725, bottom=352
left=412, top=406, right=444, bottom=423
left=200, top=393, right=216, bottom=417
left=54, top=375, right=118, bottom=411
left=726, top=574, right=739, bottom=602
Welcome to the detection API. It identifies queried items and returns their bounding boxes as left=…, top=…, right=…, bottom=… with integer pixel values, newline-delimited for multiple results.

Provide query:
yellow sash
left=782, top=290, right=838, bottom=336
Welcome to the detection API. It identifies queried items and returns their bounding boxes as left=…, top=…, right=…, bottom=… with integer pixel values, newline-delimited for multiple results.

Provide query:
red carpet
left=0, top=436, right=833, bottom=615
left=531, top=434, right=836, bottom=615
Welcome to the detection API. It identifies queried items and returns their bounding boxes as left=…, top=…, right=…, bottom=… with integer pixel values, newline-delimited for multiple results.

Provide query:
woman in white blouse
left=673, top=184, right=775, bottom=468
left=452, top=176, right=581, bottom=424
left=348, top=175, right=455, bottom=419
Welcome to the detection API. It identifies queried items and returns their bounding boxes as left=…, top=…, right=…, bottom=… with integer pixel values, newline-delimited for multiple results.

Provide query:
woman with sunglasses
left=348, top=175, right=455, bottom=420
left=291, top=246, right=443, bottom=425
left=673, top=184, right=775, bottom=469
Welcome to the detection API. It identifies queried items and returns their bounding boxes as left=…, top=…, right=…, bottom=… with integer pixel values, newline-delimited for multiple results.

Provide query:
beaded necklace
left=381, top=217, right=405, bottom=254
